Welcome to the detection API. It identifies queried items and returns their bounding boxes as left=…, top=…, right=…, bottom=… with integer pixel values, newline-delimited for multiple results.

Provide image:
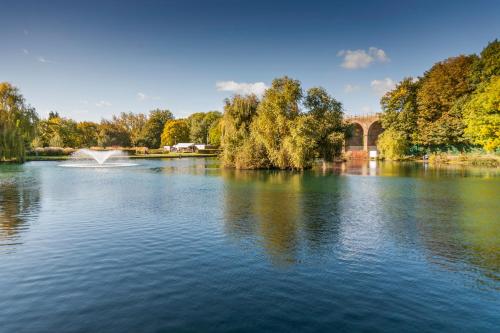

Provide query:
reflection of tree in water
left=414, top=179, right=500, bottom=285
left=0, top=175, right=41, bottom=244
left=222, top=170, right=341, bottom=266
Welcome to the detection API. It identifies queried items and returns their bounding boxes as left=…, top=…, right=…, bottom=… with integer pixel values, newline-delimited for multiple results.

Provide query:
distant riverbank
left=26, top=153, right=218, bottom=161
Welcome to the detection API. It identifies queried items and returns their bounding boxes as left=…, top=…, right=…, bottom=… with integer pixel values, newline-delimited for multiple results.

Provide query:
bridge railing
left=344, top=113, right=381, bottom=120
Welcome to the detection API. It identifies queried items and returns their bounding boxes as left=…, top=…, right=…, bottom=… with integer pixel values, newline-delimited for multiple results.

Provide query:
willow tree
left=0, top=83, right=38, bottom=162
left=251, top=76, right=306, bottom=169
left=220, top=94, right=261, bottom=168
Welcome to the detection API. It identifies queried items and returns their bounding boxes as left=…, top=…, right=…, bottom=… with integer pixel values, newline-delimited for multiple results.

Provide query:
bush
left=377, top=129, right=409, bottom=160
left=30, top=147, right=76, bottom=156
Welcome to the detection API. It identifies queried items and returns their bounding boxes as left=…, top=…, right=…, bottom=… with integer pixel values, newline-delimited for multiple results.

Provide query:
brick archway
left=344, top=114, right=382, bottom=157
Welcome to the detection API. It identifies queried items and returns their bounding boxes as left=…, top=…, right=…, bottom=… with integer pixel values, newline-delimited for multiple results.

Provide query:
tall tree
left=380, top=77, right=419, bottom=141
left=220, top=94, right=260, bottom=167
left=112, top=112, right=147, bottom=147
left=208, top=118, right=222, bottom=146
left=98, top=120, right=131, bottom=147
left=463, top=76, right=500, bottom=152
left=160, top=119, right=190, bottom=146
left=76, top=121, right=99, bottom=147
left=187, top=111, right=222, bottom=143
left=304, top=87, right=345, bottom=164
left=472, top=39, right=500, bottom=84
left=416, top=55, right=476, bottom=147
left=140, top=109, right=174, bottom=148
left=252, top=76, right=304, bottom=169
left=0, top=82, right=38, bottom=162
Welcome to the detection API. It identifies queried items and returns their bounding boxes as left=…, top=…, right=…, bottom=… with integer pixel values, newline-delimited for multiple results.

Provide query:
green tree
left=97, top=120, right=131, bottom=147
left=416, top=55, right=476, bottom=147
left=463, top=76, right=500, bottom=152
left=220, top=94, right=260, bottom=167
left=251, top=76, right=305, bottom=169
left=140, top=109, right=174, bottom=148
left=208, top=118, right=222, bottom=146
left=380, top=77, right=419, bottom=142
left=472, top=39, right=500, bottom=84
left=304, top=87, right=345, bottom=164
left=160, top=119, right=190, bottom=146
left=187, top=111, right=222, bottom=144
left=377, top=128, right=410, bottom=160
left=76, top=121, right=99, bottom=147
left=0, top=82, right=38, bottom=162
left=36, top=115, right=79, bottom=147
left=112, top=112, right=147, bottom=147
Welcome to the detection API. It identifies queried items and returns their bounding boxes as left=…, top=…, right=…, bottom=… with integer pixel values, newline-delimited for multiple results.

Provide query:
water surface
left=0, top=159, right=499, bottom=332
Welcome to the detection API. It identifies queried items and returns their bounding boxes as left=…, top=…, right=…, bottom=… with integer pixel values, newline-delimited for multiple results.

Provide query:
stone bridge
left=344, top=113, right=383, bottom=159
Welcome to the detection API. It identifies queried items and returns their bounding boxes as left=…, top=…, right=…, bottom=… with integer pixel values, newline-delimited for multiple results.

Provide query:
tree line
left=2, top=40, right=498, bottom=164
left=0, top=82, right=224, bottom=162
left=32, top=109, right=222, bottom=150
left=378, top=40, right=499, bottom=159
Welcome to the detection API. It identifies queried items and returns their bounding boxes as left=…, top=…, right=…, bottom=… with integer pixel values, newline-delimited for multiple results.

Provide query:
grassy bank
left=425, top=153, right=499, bottom=167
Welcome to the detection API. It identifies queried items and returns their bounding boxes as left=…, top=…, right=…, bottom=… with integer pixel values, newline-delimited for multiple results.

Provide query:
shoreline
left=25, top=153, right=218, bottom=161
left=18, top=154, right=499, bottom=168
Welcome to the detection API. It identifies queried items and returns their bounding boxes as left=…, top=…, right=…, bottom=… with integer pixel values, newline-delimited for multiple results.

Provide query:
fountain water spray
left=74, top=149, right=122, bottom=165
left=59, top=149, right=137, bottom=168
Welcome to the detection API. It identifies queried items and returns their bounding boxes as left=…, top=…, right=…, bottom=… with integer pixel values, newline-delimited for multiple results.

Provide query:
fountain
left=59, top=149, right=138, bottom=168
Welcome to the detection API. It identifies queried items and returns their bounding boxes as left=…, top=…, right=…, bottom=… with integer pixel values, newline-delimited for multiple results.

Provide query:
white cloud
left=80, top=100, right=89, bottom=105
left=370, top=78, right=396, bottom=96
left=137, top=92, right=160, bottom=101
left=337, top=47, right=389, bottom=69
left=96, top=100, right=112, bottom=107
left=22, top=49, right=29, bottom=55
left=37, top=56, right=53, bottom=63
left=216, top=80, right=268, bottom=96
left=344, top=84, right=360, bottom=93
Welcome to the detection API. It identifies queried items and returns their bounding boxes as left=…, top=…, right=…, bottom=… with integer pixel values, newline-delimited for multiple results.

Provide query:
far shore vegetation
left=1, top=40, right=499, bottom=167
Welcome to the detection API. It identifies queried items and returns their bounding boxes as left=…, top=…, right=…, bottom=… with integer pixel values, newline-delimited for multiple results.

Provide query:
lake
left=0, top=158, right=499, bottom=332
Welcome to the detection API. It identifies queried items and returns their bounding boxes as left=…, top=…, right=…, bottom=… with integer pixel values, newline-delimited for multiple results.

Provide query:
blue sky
left=1, top=0, right=499, bottom=121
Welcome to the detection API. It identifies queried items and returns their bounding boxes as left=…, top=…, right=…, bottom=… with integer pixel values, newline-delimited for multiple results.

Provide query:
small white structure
left=173, top=143, right=195, bottom=152
left=369, top=150, right=378, bottom=159
left=163, top=146, right=172, bottom=152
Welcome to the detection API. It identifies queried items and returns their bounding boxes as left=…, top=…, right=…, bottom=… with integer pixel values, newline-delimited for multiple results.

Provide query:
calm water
left=0, top=158, right=499, bottom=332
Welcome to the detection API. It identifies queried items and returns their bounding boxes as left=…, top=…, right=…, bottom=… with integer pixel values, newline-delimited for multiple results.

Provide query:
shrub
left=377, top=128, right=409, bottom=160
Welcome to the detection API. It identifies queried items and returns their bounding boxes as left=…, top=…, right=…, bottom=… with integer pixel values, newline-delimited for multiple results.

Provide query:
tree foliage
left=221, top=77, right=348, bottom=169
left=98, top=120, right=131, bottom=147
left=380, top=77, right=419, bottom=141
left=140, top=109, right=174, bottom=148
left=379, top=40, right=500, bottom=154
left=415, top=55, right=476, bottom=146
left=160, top=119, right=190, bottom=146
left=304, top=87, right=345, bottom=162
left=463, top=76, right=500, bottom=152
left=377, top=128, right=409, bottom=160
left=0, top=82, right=38, bottom=162
left=188, top=111, right=222, bottom=144
left=220, top=94, right=260, bottom=168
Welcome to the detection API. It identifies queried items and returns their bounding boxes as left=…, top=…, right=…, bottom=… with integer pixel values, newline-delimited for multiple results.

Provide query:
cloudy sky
left=1, top=0, right=499, bottom=121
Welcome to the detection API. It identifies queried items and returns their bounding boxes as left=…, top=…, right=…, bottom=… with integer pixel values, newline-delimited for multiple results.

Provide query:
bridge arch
left=346, top=122, right=364, bottom=151
left=344, top=113, right=383, bottom=157
left=367, top=121, right=383, bottom=149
